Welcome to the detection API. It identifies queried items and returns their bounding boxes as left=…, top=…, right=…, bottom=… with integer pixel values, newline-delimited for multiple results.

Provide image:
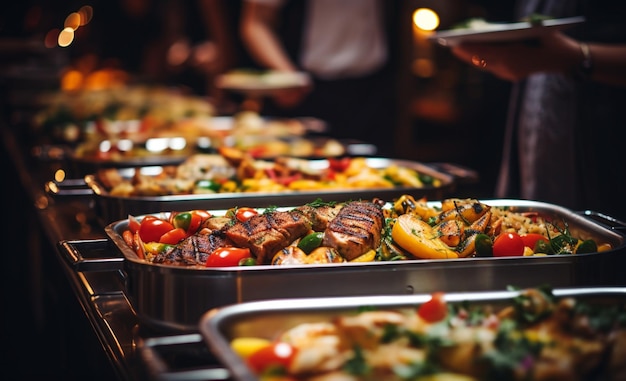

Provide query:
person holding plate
left=238, top=0, right=400, bottom=156
left=450, top=0, right=626, bottom=220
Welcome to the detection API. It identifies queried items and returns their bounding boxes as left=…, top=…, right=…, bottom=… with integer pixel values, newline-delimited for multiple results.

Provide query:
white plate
left=215, top=70, right=311, bottom=96
left=429, top=16, right=585, bottom=47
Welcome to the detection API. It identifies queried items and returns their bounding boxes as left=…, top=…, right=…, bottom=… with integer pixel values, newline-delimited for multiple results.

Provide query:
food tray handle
left=579, top=210, right=626, bottom=232
left=45, top=178, right=94, bottom=197
left=139, top=334, right=231, bottom=381
left=57, top=239, right=124, bottom=272
left=425, top=162, right=480, bottom=184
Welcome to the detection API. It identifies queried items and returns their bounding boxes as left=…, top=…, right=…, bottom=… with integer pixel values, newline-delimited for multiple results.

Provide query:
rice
left=491, top=207, right=561, bottom=236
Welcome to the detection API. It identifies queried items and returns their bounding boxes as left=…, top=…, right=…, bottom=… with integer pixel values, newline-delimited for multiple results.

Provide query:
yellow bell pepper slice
left=392, top=214, right=458, bottom=259
left=230, top=337, right=271, bottom=359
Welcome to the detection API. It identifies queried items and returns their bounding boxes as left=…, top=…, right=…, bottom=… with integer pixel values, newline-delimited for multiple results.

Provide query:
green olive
left=533, top=239, right=555, bottom=255
left=576, top=239, right=598, bottom=254
left=474, top=233, right=493, bottom=257
left=297, top=232, right=324, bottom=254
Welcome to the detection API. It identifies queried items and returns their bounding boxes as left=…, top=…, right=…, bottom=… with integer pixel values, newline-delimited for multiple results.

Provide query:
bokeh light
left=413, top=8, right=440, bottom=31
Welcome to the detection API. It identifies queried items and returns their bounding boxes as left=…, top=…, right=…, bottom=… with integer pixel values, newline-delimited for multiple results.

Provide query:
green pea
left=297, top=232, right=324, bottom=254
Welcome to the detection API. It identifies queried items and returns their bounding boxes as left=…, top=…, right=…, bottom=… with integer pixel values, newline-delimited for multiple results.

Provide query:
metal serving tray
left=93, top=198, right=626, bottom=332
left=49, top=157, right=456, bottom=225
left=198, top=287, right=626, bottom=381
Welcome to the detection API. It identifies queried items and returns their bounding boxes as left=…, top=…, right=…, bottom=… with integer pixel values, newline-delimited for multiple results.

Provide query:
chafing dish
left=48, top=157, right=456, bottom=225
left=198, top=286, right=626, bottom=381
left=56, top=198, right=625, bottom=332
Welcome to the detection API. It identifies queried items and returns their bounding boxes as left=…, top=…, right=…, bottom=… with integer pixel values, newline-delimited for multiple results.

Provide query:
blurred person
left=239, top=0, right=401, bottom=156
left=450, top=0, right=626, bottom=220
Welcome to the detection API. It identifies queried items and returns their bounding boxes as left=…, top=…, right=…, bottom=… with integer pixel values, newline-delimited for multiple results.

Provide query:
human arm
left=239, top=0, right=311, bottom=107
left=451, top=31, right=626, bottom=86
left=239, top=1, right=298, bottom=72
left=197, top=0, right=238, bottom=73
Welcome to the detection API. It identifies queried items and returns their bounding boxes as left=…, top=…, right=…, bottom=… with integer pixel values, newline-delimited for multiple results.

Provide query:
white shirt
left=245, top=0, right=388, bottom=80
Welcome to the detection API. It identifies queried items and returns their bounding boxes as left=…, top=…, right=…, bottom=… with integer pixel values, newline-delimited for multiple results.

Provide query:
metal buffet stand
left=0, top=114, right=231, bottom=380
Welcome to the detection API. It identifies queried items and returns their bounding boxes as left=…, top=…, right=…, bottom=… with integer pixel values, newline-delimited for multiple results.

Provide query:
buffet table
left=3, top=99, right=625, bottom=381
left=0, top=118, right=232, bottom=380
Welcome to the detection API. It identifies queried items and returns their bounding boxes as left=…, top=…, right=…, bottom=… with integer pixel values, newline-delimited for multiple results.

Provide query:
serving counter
left=3, top=104, right=625, bottom=381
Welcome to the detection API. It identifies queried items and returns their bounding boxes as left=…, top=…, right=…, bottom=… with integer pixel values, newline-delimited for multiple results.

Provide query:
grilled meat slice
left=322, top=201, right=384, bottom=261
left=294, top=203, right=344, bottom=231
left=154, top=231, right=232, bottom=266
left=223, top=210, right=311, bottom=264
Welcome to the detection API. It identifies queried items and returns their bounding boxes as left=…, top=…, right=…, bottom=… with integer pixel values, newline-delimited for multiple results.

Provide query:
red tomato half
left=235, top=207, right=259, bottom=222
left=328, top=157, right=351, bottom=172
left=191, top=209, right=212, bottom=222
left=493, top=232, right=525, bottom=257
left=159, top=228, right=188, bottom=245
left=205, top=247, right=252, bottom=267
left=138, top=218, right=175, bottom=243
left=520, top=233, right=549, bottom=249
left=128, top=215, right=141, bottom=234
left=418, top=292, right=448, bottom=323
left=247, top=342, right=296, bottom=375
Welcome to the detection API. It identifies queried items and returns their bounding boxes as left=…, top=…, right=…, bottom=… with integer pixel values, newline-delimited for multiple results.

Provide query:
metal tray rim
left=199, top=286, right=626, bottom=381
left=104, top=198, right=626, bottom=272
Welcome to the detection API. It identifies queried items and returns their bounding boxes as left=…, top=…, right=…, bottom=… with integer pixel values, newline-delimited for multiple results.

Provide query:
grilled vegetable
left=391, top=214, right=458, bottom=259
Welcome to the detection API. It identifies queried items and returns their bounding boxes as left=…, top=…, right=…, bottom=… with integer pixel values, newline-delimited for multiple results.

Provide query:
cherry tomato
left=191, top=209, right=212, bottom=221
left=247, top=342, right=296, bottom=375
left=128, top=215, right=141, bottom=234
left=138, top=218, right=175, bottom=243
left=235, top=207, right=259, bottom=222
left=520, top=233, right=549, bottom=249
left=172, top=212, right=203, bottom=234
left=159, top=227, right=188, bottom=245
left=206, top=247, right=253, bottom=267
left=492, top=232, right=525, bottom=257
left=418, top=292, right=448, bottom=323
left=328, top=157, right=351, bottom=172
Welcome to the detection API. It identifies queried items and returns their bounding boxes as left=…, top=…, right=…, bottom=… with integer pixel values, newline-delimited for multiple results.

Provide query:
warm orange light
left=54, top=169, right=66, bottom=183
left=58, top=27, right=75, bottom=47
left=413, top=8, right=439, bottom=31
left=65, top=12, right=82, bottom=30
left=44, top=29, right=60, bottom=48
left=61, top=69, right=84, bottom=91
left=78, top=6, right=94, bottom=26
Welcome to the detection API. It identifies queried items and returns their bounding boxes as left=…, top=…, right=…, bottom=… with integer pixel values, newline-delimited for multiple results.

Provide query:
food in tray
left=33, top=85, right=216, bottom=144
left=216, top=69, right=311, bottom=91
left=98, top=150, right=441, bottom=196
left=119, top=195, right=612, bottom=268
left=32, top=84, right=327, bottom=161
left=69, top=111, right=331, bottom=163
left=226, top=287, right=626, bottom=380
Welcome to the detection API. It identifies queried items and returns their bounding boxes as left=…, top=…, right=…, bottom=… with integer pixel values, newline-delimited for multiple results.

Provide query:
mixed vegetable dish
left=118, top=195, right=613, bottom=268
left=227, top=286, right=626, bottom=380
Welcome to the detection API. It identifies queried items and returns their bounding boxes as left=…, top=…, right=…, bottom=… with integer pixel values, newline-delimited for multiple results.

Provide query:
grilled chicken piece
left=154, top=231, right=233, bottom=266
left=322, top=201, right=384, bottom=261
left=294, top=203, right=344, bottom=231
left=223, top=210, right=311, bottom=264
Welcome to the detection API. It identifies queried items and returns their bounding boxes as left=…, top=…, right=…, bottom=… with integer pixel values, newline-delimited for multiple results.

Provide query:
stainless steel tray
left=85, top=198, right=626, bottom=332
left=48, top=157, right=456, bottom=225
left=198, top=286, right=626, bottom=381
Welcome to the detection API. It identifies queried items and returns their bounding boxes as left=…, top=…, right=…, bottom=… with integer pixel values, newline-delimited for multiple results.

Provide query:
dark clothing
left=496, top=0, right=626, bottom=220
left=254, top=0, right=400, bottom=157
